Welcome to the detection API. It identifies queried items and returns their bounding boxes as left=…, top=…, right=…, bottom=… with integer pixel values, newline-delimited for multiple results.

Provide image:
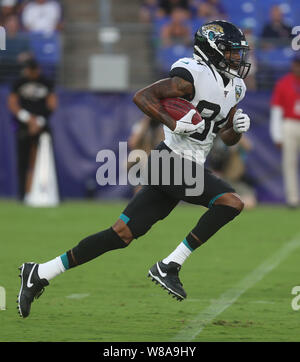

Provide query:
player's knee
left=215, top=193, right=244, bottom=213
left=112, top=219, right=134, bottom=245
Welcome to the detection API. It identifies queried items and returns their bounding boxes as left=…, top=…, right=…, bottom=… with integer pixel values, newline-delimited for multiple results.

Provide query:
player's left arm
left=133, top=76, right=194, bottom=131
left=46, top=93, right=58, bottom=112
left=219, top=106, right=250, bottom=146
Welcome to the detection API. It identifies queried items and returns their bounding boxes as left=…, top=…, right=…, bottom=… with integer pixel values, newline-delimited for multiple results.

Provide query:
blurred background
left=0, top=0, right=299, bottom=206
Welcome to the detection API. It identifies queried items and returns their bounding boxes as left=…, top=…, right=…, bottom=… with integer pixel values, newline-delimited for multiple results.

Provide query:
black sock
left=190, top=204, right=241, bottom=244
left=66, top=227, right=128, bottom=268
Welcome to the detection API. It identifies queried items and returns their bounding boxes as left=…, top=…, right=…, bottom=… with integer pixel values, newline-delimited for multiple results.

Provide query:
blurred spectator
left=193, top=0, right=227, bottom=23
left=160, top=7, right=191, bottom=46
left=242, top=24, right=257, bottom=90
left=270, top=55, right=300, bottom=208
left=128, top=116, right=164, bottom=155
left=139, top=0, right=164, bottom=23
left=22, top=0, right=62, bottom=35
left=0, top=15, right=31, bottom=83
left=128, top=116, right=164, bottom=193
left=208, top=135, right=257, bottom=209
left=261, top=5, right=292, bottom=47
left=159, top=0, right=189, bottom=16
left=0, top=0, right=17, bottom=24
left=205, top=0, right=226, bottom=17
left=7, top=59, right=58, bottom=201
left=197, top=2, right=216, bottom=23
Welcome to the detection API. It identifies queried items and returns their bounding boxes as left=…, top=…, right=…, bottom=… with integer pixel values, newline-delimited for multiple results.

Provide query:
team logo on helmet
left=202, top=24, right=224, bottom=41
left=235, top=85, right=242, bottom=102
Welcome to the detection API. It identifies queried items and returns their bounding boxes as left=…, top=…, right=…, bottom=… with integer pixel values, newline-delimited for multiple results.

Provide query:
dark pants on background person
left=16, top=125, right=50, bottom=200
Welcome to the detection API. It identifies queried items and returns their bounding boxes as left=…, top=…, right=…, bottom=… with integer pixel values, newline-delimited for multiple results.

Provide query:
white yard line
left=171, top=234, right=300, bottom=342
left=66, top=293, right=90, bottom=299
left=0, top=286, right=6, bottom=310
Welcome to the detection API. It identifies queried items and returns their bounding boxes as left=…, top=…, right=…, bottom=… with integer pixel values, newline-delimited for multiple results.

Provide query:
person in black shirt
left=261, top=5, right=292, bottom=46
left=159, top=0, right=189, bottom=15
left=8, top=59, right=58, bottom=200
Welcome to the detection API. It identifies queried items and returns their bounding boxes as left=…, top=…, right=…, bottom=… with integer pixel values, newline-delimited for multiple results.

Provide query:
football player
left=17, top=20, right=251, bottom=317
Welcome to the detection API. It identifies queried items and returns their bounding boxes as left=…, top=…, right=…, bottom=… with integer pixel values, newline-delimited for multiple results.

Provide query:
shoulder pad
left=171, top=57, right=206, bottom=73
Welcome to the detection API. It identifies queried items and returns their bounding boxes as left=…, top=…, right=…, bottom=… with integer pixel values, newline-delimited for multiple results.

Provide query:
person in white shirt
left=22, top=0, right=62, bottom=35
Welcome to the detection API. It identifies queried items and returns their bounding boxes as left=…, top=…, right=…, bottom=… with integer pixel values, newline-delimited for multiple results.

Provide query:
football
left=160, top=97, right=202, bottom=125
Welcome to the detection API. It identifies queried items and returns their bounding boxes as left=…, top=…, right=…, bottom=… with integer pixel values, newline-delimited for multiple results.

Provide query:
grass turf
left=0, top=200, right=300, bottom=342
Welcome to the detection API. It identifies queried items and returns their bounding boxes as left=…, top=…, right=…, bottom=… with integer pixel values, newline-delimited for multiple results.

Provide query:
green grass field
left=1, top=200, right=300, bottom=342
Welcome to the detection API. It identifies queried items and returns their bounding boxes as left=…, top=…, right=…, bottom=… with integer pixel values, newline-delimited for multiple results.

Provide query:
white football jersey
left=163, top=57, right=246, bottom=164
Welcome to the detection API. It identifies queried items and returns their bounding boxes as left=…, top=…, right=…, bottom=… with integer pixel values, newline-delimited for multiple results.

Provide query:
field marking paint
left=0, top=286, right=6, bottom=310
left=171, top=234, right=300, bottom=342
left=66, top=293, right=90, bottom=299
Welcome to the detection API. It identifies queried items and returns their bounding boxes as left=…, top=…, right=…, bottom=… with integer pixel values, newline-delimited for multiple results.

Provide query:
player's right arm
left=8, top=92, right=41, bottom=135
left=8, top=92, right=22, bottom=117
left=133, top=76, right=194, bottom=131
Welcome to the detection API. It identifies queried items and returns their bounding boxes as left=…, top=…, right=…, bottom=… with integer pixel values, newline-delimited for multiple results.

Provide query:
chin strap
left=193, top=45, right=209, bottom=62
left=219, top=68, right=237, bottom=80
left=194, top=45, right=238, bottom=80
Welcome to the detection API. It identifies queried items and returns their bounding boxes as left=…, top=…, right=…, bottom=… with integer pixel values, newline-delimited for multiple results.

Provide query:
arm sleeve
left=270, top=105, right=284, bottom=143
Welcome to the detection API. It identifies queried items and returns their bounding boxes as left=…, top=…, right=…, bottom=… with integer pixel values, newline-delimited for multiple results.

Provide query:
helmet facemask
left=216, top=41, right=251, bottom=79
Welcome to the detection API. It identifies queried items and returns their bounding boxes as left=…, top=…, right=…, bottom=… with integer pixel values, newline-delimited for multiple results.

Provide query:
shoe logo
left=27, top=264, right=37, bottom=288
left=156, top=263, right=167, bottom=278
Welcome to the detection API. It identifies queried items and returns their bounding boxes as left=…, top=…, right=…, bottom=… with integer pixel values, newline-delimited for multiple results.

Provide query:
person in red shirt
left=270, top=55, right=300, bottom=208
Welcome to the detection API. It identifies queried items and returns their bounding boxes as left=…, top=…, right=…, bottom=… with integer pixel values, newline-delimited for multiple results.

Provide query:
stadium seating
left=151, top=0, right=300, bottom=89
left=28, top=31, right=61, bottom=78
left=156, top=44, right=193, bottom=74
left=28, top=31, right=61, bottom=64
left=224, top=0, right=259, bottom=33
left=225, top=0, right=299, bottom=34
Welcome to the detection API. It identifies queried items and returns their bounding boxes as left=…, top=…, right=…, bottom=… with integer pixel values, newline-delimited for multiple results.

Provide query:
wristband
left=36, top=116, right=46, bottom=127
left=17, top=109, right=31, bottom=123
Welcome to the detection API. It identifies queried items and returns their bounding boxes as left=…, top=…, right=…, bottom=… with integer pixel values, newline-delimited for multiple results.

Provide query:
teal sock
left=60, top=252, right=69, bottom=270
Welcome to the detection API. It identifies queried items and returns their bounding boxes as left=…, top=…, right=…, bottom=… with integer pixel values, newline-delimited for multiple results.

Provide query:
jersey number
left=190, top=100, right=225, bottom=142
